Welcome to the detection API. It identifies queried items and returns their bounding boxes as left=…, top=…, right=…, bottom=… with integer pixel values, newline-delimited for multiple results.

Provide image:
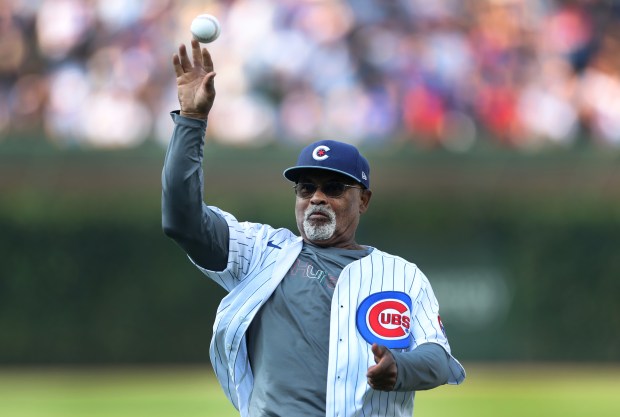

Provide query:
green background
left=1, top=143, right=619, bottom=364
left=2, top=142, right=620, bottom=416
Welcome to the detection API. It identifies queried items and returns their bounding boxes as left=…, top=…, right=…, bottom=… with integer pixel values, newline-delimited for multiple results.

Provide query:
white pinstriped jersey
left=192, top=207, right=466, bottom=417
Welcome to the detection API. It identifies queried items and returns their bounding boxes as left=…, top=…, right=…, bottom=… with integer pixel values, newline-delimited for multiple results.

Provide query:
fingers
left=178, top=43, right=193, bottom=73
left=367, top=344, right=397, bottom=391
left=368, top=344, right=387, bottom=375
left=372, top=343, right=386, bottom=363
left=173, top=41, right=214, bottom=77
left=366, top=343, right=385, bottom=381
left=191, top=39, right=203, bottom=69
left=202, top=47, right=214, bottom=73
left=199, top=44, right=216, bottom=93
left=172, top=54, right=183, bottom=78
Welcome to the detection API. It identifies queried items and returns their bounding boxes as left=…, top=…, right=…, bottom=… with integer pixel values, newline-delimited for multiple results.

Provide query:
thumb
left=372, top=343, right=387, bottom=364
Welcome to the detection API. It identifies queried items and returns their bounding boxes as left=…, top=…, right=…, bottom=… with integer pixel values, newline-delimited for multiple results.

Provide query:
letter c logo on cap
left=312, top=145, right=330, bottom=161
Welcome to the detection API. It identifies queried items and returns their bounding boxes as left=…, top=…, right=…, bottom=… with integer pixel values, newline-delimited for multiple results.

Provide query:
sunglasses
left=293, top=181, right=363, bottom=199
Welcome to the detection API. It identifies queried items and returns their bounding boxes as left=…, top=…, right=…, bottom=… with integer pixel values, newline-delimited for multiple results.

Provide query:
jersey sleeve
left=409, top=271, right=466, bottom=385
left=189, top=206, right=281, bottom=292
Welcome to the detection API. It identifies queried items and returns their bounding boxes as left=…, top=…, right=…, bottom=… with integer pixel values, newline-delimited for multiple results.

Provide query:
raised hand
left=172, top=39, right=216, bottom=120
left=366, top=343, right=397, bottom=391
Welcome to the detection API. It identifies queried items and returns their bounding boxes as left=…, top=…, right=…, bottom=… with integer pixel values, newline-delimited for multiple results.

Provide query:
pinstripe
left=376, top=391, right=384, bottom=415
left=424, top=285, right=439, bottom=309
left=230, top=299, right=263, bottom=382
left=414, top=315, right=428, bottom=339
left=379, top=255, right=384, bottom=292
left=219, top=263, right=276, bottom=345
left=359, top=262, right=371, bottom=417
left=391, top=256, right=395, bottom=289
left=211, top=338, right=232, bottom=408
left=207, top=268, right=231, bottom=291
left=352, top=266, right=364, bottom=417
left=409, top=266, right=417, bottom=293
left=333, top=284, right=341, bottom=416
left=271, top=236, right=287, bottom=247
left=344, top=268, right=353, bottom=417
left=237, top=254, right=251, bottom=267
left=378, top=256, right=386, bottom=416
left=211, top=340, right=223, bottom=389
left=419, top=294, right=440, bottom=340
left=399, top=386, right=407, bottom=410
left=371, top=255, right=378, bottom=416
left=224, top=269, right=236, bottom=290
left=392, top=389, right=398, bottom=417
left=369, top=258, right=384, bottom=415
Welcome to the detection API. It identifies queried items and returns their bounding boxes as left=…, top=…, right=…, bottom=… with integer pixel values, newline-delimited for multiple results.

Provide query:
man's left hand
left=366, top=343, right=397, bottom=391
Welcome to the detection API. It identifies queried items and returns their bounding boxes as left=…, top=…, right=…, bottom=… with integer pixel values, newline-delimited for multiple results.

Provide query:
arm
left=391, top=343, right=450, bottom=391
left=161, top=40, right=228, bottom=271
left=366, top=342, right=450, bottom=392
left=366, top=271, right=459, bottom=391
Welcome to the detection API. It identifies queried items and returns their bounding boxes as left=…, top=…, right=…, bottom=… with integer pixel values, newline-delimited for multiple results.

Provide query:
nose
left=310, top=186, right=328, bottom=204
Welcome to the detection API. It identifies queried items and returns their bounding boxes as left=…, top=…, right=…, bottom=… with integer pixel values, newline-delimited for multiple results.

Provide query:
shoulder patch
left=438, top=315, right=447, bottom=337
left=356, top=291, right=412, bottom=349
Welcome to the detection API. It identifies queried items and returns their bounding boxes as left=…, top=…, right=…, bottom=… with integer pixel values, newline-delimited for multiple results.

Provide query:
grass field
left=1, top=363, right=619, bottom=417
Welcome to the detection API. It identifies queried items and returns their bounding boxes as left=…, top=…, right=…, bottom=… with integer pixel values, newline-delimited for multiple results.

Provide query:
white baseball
left=190, top=14, right=221, bottom=43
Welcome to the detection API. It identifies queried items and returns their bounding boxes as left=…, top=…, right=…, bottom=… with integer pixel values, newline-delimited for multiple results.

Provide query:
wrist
left=180, top=110, right=209, bottom=120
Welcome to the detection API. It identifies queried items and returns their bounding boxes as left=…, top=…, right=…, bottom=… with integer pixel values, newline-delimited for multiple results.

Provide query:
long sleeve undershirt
left=161, top=111, right=229, bottom=271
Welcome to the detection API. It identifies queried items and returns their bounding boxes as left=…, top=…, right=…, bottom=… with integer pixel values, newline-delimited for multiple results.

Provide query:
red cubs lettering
left=368, top=300, right=411, bottom=338
left=379, top=313, right=410, bottom=328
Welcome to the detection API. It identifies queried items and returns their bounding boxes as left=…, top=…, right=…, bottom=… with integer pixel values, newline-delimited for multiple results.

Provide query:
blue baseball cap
left=283, top=140, right=370, bottom=189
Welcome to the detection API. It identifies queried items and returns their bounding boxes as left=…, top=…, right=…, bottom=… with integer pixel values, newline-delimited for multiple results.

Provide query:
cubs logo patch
left=438, top=315, right=446, bottom=337
left=356, top=291, right=412, bottom=349
left=312, top=145, right=330, bottom=161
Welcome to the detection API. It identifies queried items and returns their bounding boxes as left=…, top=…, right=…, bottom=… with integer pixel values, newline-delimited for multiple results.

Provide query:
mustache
left=305, top=205, right=335, bottom=221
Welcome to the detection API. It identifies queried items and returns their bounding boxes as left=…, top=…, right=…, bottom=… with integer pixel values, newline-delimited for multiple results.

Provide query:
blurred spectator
left=1, top=0, right=620, bottom=151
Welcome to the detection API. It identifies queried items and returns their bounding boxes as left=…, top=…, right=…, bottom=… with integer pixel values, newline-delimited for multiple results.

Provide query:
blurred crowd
left=1, top=0, right=620, bottom=150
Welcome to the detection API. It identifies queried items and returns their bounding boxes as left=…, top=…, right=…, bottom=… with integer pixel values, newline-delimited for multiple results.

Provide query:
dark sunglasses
left=293, top=181, right=363, bottom=199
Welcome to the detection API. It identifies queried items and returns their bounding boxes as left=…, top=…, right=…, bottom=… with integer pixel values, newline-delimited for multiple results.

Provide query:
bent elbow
left=431, top=362, right=450, bottom=386
left=162, top=223, right=175, bottom=238
left=162, top=218, right=183, bottom=240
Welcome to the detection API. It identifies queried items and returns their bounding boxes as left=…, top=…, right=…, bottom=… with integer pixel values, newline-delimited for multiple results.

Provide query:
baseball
left=190, top=14, right=221, bottom=43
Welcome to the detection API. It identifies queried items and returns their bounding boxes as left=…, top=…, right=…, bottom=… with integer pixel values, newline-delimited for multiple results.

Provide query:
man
left=162, top=40, right=465, bottom=417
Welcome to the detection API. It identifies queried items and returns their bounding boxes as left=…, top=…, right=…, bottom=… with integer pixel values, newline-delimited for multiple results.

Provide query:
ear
left=358, top=189, right=372, bottom=214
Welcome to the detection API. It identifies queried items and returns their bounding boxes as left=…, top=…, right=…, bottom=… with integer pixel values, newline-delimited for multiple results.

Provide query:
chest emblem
left=356, top=291, right=412, bottom=349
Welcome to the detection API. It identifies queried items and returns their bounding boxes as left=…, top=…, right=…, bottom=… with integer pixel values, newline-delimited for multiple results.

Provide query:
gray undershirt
left=247, top=242, right=371, bottom=417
